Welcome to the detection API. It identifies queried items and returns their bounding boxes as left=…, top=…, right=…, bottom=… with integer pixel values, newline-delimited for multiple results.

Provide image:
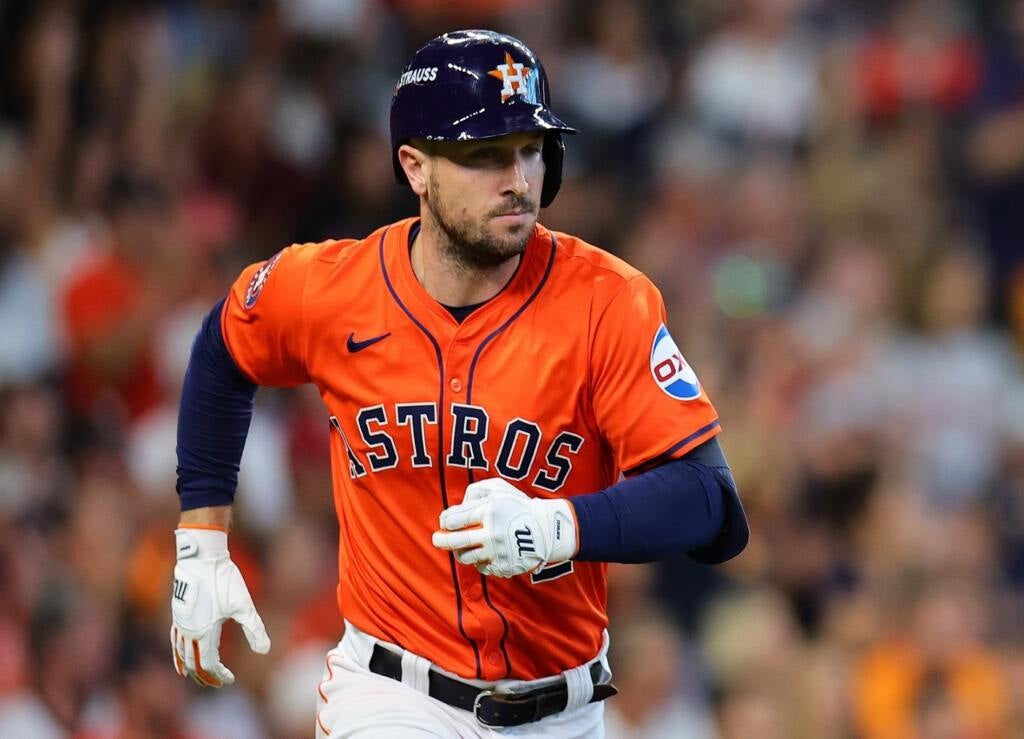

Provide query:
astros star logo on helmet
left=489, top=51, right=533, bottom=102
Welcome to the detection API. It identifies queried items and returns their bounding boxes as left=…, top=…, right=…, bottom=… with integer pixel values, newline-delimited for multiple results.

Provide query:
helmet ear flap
left=540, top=134, right=564, bottom=208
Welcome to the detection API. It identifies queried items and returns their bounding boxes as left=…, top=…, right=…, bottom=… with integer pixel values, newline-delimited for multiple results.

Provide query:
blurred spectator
left=993, top=389, right=1024, bottom=591
left=852, top=577, right=1008, bottom=739
left=965, top=0, right=1024, bottom=327
left=83, top=630, right=204, bottom=739
left=61, top=175, right=182, bottom=424
left=264, top=643, right=335, bottom=739
left=296, top=125, right=411, bottom=242
left=700, top=584, right=829, bottom=737
left=0, top=382, right=67, bottom=516
left=605, top=606, right=717, bottom=739
left=194, top=62, right=312, bottom=260
left=856, top=0, right=981, bottom=124
left=0, top=583, right=115, bottom=738
left=560, top=0, right=669, bottom=176
left=879, top=245, right=1023, bottom=506
left=0, top=131, right=58, bottom=385
left=688, top=0, right=821, bottom=151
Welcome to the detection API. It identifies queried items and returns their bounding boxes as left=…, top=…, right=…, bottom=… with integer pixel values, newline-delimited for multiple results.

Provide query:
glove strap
left=175, top=527, right=229, bottom=560
left=546, top=499, right=577, bottom=563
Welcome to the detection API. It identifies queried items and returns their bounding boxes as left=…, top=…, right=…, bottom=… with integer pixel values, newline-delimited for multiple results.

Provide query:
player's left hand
left=432, top=478, right=577, bottom=578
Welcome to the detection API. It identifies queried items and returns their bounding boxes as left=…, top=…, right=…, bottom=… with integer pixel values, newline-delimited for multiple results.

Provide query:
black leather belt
left=367, top=644, right=618, bottom=727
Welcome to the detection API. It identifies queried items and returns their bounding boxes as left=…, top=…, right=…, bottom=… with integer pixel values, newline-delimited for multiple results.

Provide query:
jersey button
left=449, top=378, right=463, bottom=393
left=487, top=653, right=501, bottom=667
left=464, top=583, right=480, bottom=600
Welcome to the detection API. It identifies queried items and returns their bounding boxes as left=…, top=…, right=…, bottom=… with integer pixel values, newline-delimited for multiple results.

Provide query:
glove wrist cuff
left=546, top=499, right=577, bottom=563
left=175, top=527, right=228, bottom=560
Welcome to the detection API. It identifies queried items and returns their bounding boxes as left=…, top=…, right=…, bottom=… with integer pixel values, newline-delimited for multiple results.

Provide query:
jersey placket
left=381, top=219, right=556, bottom=680
left=378, top=223, right=511, bottom=679
left=442, top=330, right=511, bottom=679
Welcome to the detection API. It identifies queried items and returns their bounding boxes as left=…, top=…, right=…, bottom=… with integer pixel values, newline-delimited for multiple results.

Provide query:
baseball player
left=170, top=30, right=748, bottom=738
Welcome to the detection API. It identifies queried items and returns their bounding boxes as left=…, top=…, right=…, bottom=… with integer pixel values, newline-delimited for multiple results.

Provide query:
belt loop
left=400, top=650, right=431, bottom=695
left=561, top=664, right=593, bottom=712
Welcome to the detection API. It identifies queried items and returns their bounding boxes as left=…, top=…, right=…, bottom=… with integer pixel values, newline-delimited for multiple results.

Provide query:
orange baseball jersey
left=221, top=217, right=720, bottom=681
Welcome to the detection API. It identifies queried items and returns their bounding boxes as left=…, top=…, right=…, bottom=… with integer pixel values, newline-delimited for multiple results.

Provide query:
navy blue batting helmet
left=390, top=29, right=577, bottom=208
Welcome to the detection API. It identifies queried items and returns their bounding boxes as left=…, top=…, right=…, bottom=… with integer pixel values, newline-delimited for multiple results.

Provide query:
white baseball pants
left=315, top=621, right=607, bottom=738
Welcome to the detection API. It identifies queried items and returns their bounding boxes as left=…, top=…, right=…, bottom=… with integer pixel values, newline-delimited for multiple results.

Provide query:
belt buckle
left=472, top=689, right=498, bottom=727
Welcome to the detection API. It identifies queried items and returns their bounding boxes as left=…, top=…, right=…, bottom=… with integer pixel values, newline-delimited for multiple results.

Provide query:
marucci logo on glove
left=433, top=478, right=579, bottom=581
left=172, top=578, right=189, bottom=603
left=514, top=526, right=535, bottom=556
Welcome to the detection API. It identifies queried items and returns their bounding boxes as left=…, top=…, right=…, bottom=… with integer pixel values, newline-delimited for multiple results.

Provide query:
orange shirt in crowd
left=62, top=254, right=162, bottom=420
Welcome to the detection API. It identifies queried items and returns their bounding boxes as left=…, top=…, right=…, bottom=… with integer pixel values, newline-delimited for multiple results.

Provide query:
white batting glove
left=432, top=478, right=577, bottom=578
left=170, top=528, right=271, bottom=687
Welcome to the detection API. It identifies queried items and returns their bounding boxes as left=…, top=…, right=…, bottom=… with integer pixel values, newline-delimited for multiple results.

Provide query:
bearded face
left=425, top=169, right=537, bottom=270
left=418, top=133, right=545, bottom=271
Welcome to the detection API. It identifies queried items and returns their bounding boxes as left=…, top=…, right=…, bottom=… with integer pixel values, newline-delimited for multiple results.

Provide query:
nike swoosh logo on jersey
left=347, top=332, right=392, bottom=353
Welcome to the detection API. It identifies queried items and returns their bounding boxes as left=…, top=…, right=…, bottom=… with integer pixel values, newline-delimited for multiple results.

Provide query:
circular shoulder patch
left=243, top=252, right=282, bottom=310
left=650, top=324, right=701, bottom=400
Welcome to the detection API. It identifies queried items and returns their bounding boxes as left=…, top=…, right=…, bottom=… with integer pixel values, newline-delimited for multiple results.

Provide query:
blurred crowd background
left=1, top=0, right=1024, bottom=737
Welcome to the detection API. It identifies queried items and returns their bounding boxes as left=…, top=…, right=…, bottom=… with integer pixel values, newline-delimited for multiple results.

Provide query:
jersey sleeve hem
left=622, top=419, right=721, bottom=477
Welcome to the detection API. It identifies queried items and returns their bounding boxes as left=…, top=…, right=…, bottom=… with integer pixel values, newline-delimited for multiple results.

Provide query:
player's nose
left=501, top=154, right=530, bottom=198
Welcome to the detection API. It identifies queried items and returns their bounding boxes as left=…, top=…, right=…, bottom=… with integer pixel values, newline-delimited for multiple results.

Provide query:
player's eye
left=471, top=148, right=499, bottom=160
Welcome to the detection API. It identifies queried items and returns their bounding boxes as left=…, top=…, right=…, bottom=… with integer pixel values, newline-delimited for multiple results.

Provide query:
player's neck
left=410, top=219, right=522, bottom=308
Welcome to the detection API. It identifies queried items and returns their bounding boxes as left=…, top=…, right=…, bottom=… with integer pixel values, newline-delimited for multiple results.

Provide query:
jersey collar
left=380, top=217, right=556, bottom=340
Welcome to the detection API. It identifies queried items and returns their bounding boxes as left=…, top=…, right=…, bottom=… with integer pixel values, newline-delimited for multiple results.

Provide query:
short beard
left=425, top=171, right=535, bottom=272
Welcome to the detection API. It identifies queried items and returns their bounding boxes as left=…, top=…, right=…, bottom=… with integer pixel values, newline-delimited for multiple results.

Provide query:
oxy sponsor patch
left=650, top=324, right=701, bottom=400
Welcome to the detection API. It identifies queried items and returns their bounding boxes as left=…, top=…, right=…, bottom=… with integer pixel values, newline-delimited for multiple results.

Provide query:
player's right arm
left=436, top=274, right=749, bottom=573
left=172, top=246, right=314, bottom=686
left=434, top=275, right=748, bottom=575
left=573, top=274, right=748, bottom=565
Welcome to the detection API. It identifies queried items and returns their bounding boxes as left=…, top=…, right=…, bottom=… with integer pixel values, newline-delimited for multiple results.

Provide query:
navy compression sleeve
left=570, top=437, right=748, bottom=564
left=176, top=299, right=257, bottom=510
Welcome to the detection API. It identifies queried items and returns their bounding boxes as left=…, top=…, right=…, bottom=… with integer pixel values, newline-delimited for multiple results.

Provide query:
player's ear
left=397, top=143, right=431, bottom=197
